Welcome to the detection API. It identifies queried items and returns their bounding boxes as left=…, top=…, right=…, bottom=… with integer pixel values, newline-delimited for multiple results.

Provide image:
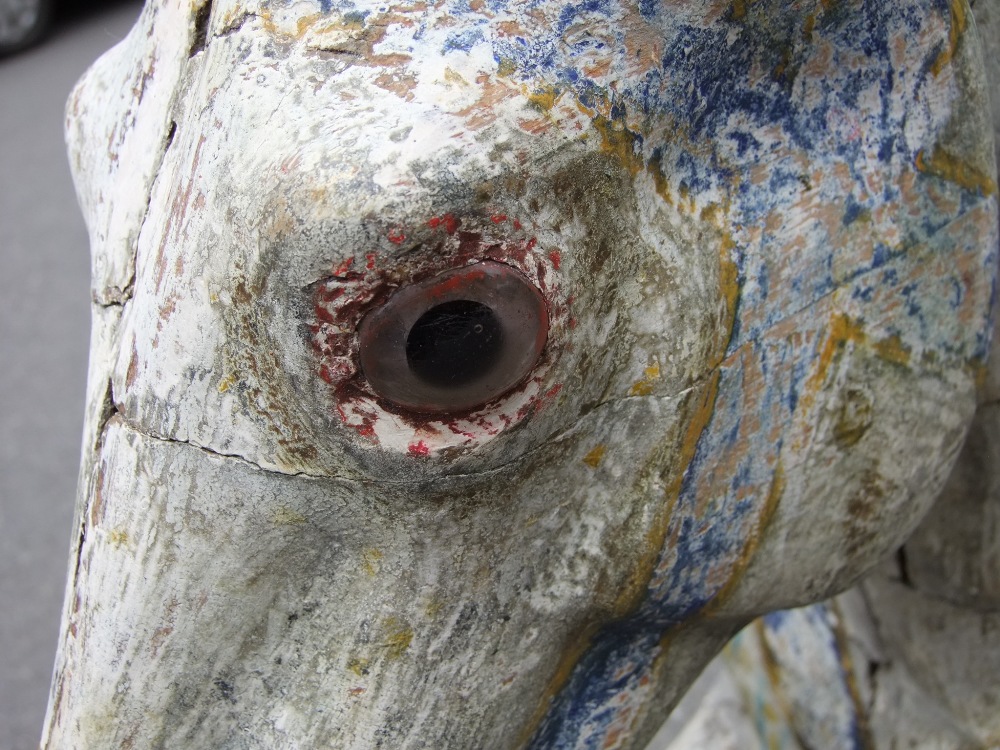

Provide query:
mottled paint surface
left=725, top=603, right=871, bottom=749
left=46, top=0, right=996, bottom=747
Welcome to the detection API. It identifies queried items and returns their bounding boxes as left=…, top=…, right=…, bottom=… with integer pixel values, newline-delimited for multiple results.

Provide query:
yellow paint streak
left=295, top=12, right=323, bottom=39
left=362, top=548, right=383, bottom=576
left=519, top=373, right=725, bottom=746
left=592, top=113, right=644, bottom=176
left=700, top=462, right=785, bottom=618
left=772, top=47, right=793, bottom=81
left=669, top=370, right=723, bottom=504
left=260, top=8, right=279, bottom=36
left=827, top=601, right=877, bottom=749
left=527, top=85, right=560, bottom=113
left=382, top=618, right=413, bottom=660
left=347, top=657, right=370, bottom=677
left=915, top=145, right=997, bottom=196
left=423, top=596, right=444, bottom=619
left=218, top=374, right=236, bottom=393
left=972, top=358, right=989, bottom=392
left=931, top=0, right=969, bottom=75
left=717, top=234, right=740, bottom=366
left=614, top=373, right=724, bottom=624
left=647, top=148, right=674, bottom=205
left=444, top=67, right=468, bottom=85
left=695, top=204, right=739, bottom=355
left=628, top=364, right=661, bottom=396
left=639, top=381, right=784, bottom=715
left=871, top=334, right=911, bottom=367
left=802, top=13, right=816, bottom=41
left=496, top=57, right=517, bottom=77
left=608, top=483, right=679, bottom=619
left=272, top=506, right=307, bottom=525
left=800, top=313, right=923, bottom=428
left=754, top=619, right=797, bottom=738
left=798, top=314, right=867, bottom=416
left=516, top=623, right=604, bottom=748
left=582, top=444, right=606, bottom=468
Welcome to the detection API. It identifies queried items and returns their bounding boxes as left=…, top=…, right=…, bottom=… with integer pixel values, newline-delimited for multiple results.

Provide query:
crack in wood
left=189, top=0, right=214, bottom=58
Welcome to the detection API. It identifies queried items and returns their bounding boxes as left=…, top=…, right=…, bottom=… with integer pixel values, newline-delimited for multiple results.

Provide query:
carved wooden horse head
left=45, top=0, right=997, bottom=747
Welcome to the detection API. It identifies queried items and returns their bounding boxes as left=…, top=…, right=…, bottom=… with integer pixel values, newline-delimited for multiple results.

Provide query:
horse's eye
left=358, top=261, right=548, bottom=413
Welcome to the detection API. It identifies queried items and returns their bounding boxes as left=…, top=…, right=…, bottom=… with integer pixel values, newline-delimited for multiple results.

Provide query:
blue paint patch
left=638, top=0, right=658, bottom=19
left=843, top=195, right=867, bottom=226
left=443, top=27, right=486, bottom=53
left=556, top=0, right=614, bottom=34
left=342, top=9, right=368, bottom=24
left=852, top=283, right=876, bottom=302
left=950, top=278, right=964, bottom=310
left=530, top=343, right=792, bottom=746
left=728, top=130, right=763, bottom=158
left=759, top=603, right=871, bottom=749
left=902, top=282, right=922, bottom=318
left=761, top=607, right=793, bottom=631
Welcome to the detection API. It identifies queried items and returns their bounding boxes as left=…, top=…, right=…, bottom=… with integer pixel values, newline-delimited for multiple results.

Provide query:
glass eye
left=357, top=261, right=548, bottom=413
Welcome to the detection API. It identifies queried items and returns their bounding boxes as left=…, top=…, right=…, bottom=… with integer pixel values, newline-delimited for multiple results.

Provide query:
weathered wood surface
left=678, top=0, right=1000, bottom=746
left=44, top=0, right=997, bottom=748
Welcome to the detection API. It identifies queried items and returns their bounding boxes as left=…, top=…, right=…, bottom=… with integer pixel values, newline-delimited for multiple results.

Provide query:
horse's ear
left=65, top=0, right=202, bottom=309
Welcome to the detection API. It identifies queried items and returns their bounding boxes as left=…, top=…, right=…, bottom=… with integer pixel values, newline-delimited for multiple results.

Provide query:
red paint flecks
left=315, top=304, right=336, bottom=324
left=427, top=266, right=488, bottom=298
left=332, top=257, right=354, bottom=277
left=336, top=403, right=377, bottom=440
left=446, top=422, right=478, bottom=439
left=520, top=383, right=563, bottom=420
left=457, top=230, right=483, bottom=256
left=428, top=214, right=460, bottom=234
left=408, top=441, right=430, bottom=456
left=311, top=212, right=566, bottom=451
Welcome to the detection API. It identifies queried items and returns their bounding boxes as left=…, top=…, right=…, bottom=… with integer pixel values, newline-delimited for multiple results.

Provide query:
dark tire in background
left=0, top=0, right=55, bottom=56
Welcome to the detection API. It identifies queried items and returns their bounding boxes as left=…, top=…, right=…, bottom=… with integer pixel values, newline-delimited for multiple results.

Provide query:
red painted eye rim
left=357, top=261, right=549, bottom=414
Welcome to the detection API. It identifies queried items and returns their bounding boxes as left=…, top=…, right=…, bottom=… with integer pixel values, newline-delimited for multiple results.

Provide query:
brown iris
left=357, top=262, right=548, bottom=413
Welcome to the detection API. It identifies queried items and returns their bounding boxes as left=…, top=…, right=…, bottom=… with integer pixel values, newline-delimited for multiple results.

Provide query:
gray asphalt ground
left=0, top=4, right=141, bottom=747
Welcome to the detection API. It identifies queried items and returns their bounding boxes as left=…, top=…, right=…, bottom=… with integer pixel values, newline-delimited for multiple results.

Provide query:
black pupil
left=406, top=300, right=503, bottom=387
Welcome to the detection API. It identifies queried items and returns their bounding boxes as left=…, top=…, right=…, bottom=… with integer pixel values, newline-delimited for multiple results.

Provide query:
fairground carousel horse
left=43, top=0, right=999, bottom=747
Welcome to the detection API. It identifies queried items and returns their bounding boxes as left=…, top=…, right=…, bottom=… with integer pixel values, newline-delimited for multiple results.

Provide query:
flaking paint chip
left=582, top=444, right=606, bottom=468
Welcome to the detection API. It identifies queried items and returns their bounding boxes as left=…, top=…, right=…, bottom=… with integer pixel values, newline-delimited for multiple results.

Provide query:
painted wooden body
left=45, top=0, right=997, bottom=748
left=661, top=2, right=1000, bottom=747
